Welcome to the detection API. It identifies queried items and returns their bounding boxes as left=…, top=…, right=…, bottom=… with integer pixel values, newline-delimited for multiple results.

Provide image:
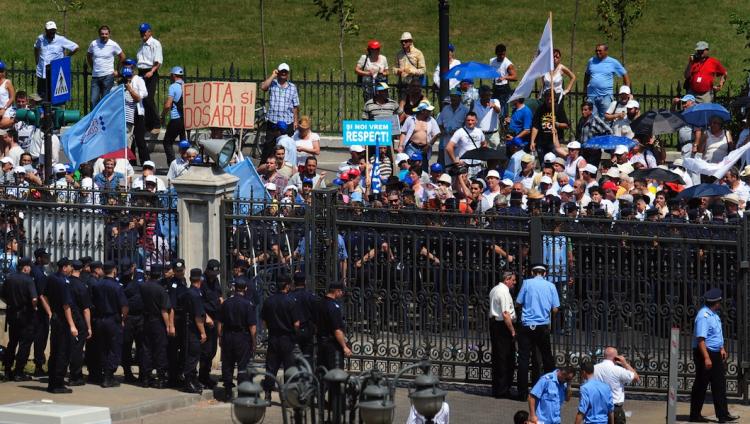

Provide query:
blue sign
left=342, top=120, right=392, bottom=146
left=50, top=56, right=72, bottom=105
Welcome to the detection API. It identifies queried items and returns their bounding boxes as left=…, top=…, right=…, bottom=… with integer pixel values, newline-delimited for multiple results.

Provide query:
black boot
left=123, top=369, right=137, bottom=384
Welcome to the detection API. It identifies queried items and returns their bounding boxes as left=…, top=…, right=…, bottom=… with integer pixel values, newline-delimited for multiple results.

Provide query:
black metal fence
left=6, top=62, right=747, bottom=146
left=221, top=190, right=749, bottom=397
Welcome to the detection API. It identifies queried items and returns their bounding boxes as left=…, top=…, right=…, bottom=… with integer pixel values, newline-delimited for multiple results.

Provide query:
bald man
left=592, top=347, right=640, bottom=424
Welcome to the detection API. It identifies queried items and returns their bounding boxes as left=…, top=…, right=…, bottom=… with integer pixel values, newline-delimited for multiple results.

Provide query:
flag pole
left=548, top=11, right=558, bottom=148
left=123, top=85, right=129, bottom=191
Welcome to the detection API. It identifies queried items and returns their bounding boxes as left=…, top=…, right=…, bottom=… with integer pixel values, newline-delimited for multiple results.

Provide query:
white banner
left=508, top=17, right=554, bottom=103
left=683, top=142, right=750, bottom=178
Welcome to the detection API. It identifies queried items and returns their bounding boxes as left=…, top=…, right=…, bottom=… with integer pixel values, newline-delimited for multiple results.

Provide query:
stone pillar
left=171, top=165, right=238, bottom=270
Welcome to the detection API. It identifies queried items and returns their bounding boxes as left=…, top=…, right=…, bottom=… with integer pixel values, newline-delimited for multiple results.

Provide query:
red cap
left=602, top=181, right=618, bottom=191
left=348, top=168, right=361, bottom=177
left=368, top=40, right=381, bottom=50
left=340, top=173, right=350, bottom=181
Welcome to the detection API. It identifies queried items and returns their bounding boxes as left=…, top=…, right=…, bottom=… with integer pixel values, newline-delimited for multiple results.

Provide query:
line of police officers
left=2, top=250, right=351, bottom=400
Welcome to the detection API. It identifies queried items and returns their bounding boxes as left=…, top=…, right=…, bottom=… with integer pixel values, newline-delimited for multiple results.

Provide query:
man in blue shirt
left=576, top=361, right=614, bottom=424
left=516, top=263, right=560, bottom=400
left=689, top=289, right=739, bottom=423
left=528, top=366, right=575, bottom=424
left=161, top=66, right=185, bottom=165
left=584, top=44, right=630, bottom=119
left=33, top=21, right=79, bottom=101
left=507, top=98, right=533, bottom=141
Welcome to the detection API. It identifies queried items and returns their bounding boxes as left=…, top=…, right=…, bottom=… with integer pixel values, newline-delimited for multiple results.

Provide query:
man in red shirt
left=684, top=41, right=727, bottom=104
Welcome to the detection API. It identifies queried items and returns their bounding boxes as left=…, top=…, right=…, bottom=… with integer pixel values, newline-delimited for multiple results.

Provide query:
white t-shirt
left=489, top=56, right=513, bottom=86
left=433, top=58, right=461, bottom=89
left=132, top=175, right=167, bottom=192
left=489, top=283, right=516, bottom=322
left=436, top=104, right=468, bottom=146
left=593, top=359, right=635, bottom=404
left=87, top=39, right=123, bottom=77
left=447, top=126, right=484, bottom=166
left=292, top=130, right=321, bottom=167
left=606, top=100, right=631, bottom=136
left=473, top=99, right=501, bottom=132
left=356, top=54, right=388, bottom=76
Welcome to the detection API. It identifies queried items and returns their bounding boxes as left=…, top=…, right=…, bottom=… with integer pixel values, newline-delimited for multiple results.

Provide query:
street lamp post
left=438, top=0, right=450, bottom=102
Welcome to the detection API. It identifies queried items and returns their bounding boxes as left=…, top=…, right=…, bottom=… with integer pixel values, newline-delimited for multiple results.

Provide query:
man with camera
left=593, top=347, right=640, bottom=424
left=117, top=66, right=149, bottom=166
left=684, top=41, right=727, bottom=104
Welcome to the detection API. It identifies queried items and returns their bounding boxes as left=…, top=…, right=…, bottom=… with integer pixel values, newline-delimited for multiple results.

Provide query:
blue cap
left=681, top=94, right=697, bottom=103
left=192, top=156, right=203, bottom=164
left=302, top=177, right=313, bottom=185
left=403, top=175, right=414, bottom=185
left=430, top=163, right=444, bottom=173
left=409, top=152, right=423, bottom=161
left=351, top=192, right=363, bottom=203
left=448, top=43, right=455, bottom=52
left=123, top=58, right=136, bottom=66
left=333, top=178, right=344, bottom=186
left=139, top=23, right=151, bottom=33
left=460, top=78, right=473, bottom=84
left=275, top=120, right=288, bottom=132
left=170, top=66, right=184, bottom=76
left=178, top=140, right=190, bottom=150
left=704, top=288, right=722, bottom=302
left=0, top=61, right=5, bottom=71
left=65, top=164, right=74, bottom=173
left=121, top=67, right=133, bottom=77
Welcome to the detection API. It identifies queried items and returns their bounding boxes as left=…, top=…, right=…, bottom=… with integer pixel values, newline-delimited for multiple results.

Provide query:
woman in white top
left=0, top=62, right=16, bottom=129
left=293, top=115, right=320, bottom=171
left=697, top=116, right=733, bottom=163
left=564, top=141, right=587, bottom=180
left=355, top=40, right=388, bottom=101
left=542, top=49, right=576, bottom=101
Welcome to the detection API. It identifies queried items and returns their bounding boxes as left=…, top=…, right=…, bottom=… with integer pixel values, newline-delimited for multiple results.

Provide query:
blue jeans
left=91, top=74, right=115, bottom=109
left=404, top=142, right=431, bottom=173
left=590, top=94, right=614, bottom=119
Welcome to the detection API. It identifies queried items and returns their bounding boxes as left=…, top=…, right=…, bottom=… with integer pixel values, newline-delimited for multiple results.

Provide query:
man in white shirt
left=87, top=25, right=125, bottom=108
left=446, top=112, right=485, bottom=177
left=1, top=128, right=25, bottom=166
left=168, top=145, right=197, bottom=181
left=605, top=86, right=633, bottom=136
left=489, top=43, right=517, bottom=117
left=432, top=43, right=461, bottom=90
left=436, top=91, right=468, bottom=165
left=34, top=21, right=79, bottom=100
left=136, top=23, right=163, bottom=133
left=593, top=347, right=640, bottom=424
left=122, top=59, right=150, bottom=164
left=132, top=160, right=167, bottom=192
left=474, top=86, right=503, bottom=147
left=489, top=271, right=517, bottom=398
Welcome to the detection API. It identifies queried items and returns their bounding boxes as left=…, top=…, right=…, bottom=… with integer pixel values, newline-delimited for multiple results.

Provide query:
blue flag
left=371, top=135, right=383, bottom=194
left=62, top=85, right=126, bottom=168
left=224, top=157, right=271, bottom=201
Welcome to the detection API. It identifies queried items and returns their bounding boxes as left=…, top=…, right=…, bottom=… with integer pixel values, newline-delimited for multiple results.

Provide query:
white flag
left=508, top=17, right=554, bottom=103
left=683, top=142, right=750, bottom=178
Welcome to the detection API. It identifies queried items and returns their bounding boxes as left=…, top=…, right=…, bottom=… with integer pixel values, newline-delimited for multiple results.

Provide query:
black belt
left=484, top=131, right=497, bottom=135
left=614, top=403, right=624, bottom=408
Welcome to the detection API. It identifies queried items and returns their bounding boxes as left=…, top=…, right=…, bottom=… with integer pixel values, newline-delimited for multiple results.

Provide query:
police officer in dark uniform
left=689, top=289, right=739, bottom=423
left=199, top=259, right=224, bottom=389
left=288, top=271, right=318, bottom=364
left=67, top=260, right=92, bottom=386
left=119, top=258, right=145, bottom=384
left=31, top=248, right=51, bottom=377
left=139, top=264, right=171, bottom=388
left=164, top=259, right=188, bottom=388
left=316, top=282, right=352, bottom=372
left=260, top=274, right=300, bottom=400
left=178, top=268, right=208, bottom=393
left=91, top=261, right=129, bottom=388
left=217, top=277, right=257, bottom=400
left=1, top=258, right=37, bottom=381
left=85, top=260, right=104, bottom=384
left=44, top=257, right=77, bottom=393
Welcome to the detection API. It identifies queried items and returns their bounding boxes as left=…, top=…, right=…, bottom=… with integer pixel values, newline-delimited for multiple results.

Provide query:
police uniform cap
left=102, top=261, right=117, bottom=273
left=171, top=259, right=186, bottom=270
left=17, top=257, right=32, bottom=268
left=57, top=257, right=71, bottom=268
left=189, top=268, right=203, bottom=280
left=510, top=191, right=523, bottom=200
left=704, top=288, right=722, bottom=302
left=119, top=258, right=134, bottom=275
left=328, top=282, right=345, bottom=291
left=71, top=260, right=84, bottom=270
left=232, top=260, right=248, bottom=269
left=34, top=247, right=50, bottom=258
left=90, top=261, right=103, bottom=270
left=293, top=271, right=306, bottom=285
left=80, top=256, right=93, bottom=265
left=149, top=264, right=164, bottom=276
left=531, top=263, right=547, bottom=272
left=205, top=259, right=221, bottom=274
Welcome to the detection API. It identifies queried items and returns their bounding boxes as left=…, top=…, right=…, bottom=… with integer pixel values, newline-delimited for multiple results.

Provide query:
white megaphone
left=198, top=138, right=237, bottom=168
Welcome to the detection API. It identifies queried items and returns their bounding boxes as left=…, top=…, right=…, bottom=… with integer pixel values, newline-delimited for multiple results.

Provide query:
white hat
left=540, top=175, right=553, bottom=184
left=619, top=194, right=634, bottom=203
left=486, top=170, right=500, bottom=179
left=614, top=145, right=629, bottom=155
left=145, top=175, right=158, bottom=184
left=567, top=141, right=581, bottom=150
left=672, top=158, right=684, bottom=168
left=45, top=21, right=57, bottom=30
left=349, top=145, right=365, bottom=153
left=80, top=178, right=93, bottom=189
left=284, top=184, right=298, bottom=193
left=264, top=182, right=277, bottom=191
left=500, top=178, right=514, bottom=186
left=143, top=160, right=156, bottom=169
left=723, top=193, right=741, bottom=205
left=543, top=152, right=557, bottom=163
left=605, top=168, right=621, bottom=178
left=545, top=188, right=560, bottom=198
left=438, top=174, right=452, bottom=184
left=53, top=163, right=66, bottom=173
left=561, top=185, right=575, bottom=193
left=626, top=100, right=640, bottom=109
left=739, top=165, right=750, bottom=177
left=583, top=164, right=598, bottom=174
left=395, top=153, right=409, bottom=165
left=13, top=166, right=26, bottom=174
left=618, top=85, right=631, bottom=95
left=400, top=32, right=413, bottom=41
left=0, top=157, right=13, bottom=165
left=553, top=157, right=566, bottom=166
left=617, top=162, right=635, bottom=175
left=278, top=63, right=290, bottom=72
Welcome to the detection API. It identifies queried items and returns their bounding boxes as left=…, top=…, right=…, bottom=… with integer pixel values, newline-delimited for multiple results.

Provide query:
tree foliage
left=313, top=0, right=360, bottom=74
left=596, top=0, right=646, bottom=64
left=730, top=12, right=750, bottom=74
left=51, top=0, right=84, bottom=34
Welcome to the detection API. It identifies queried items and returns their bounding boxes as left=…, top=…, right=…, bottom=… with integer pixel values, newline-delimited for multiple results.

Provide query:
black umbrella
left=674, top=183, right=732, bottom=200
left=461, top=147, right=507, bottom=161
left=629, top=168, right=686, bottom=185
left=629, top=109, right=687, bottom=136
left=731, top=96, right=750, bottom=108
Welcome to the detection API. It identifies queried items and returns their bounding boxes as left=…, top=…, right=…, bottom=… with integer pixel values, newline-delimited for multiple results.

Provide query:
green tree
left=313, top=0, right=360, bottom=76
left=51, top=0, right=84, bottom=35
left=596, top=0, right=646, bottom=65
left=730, top=13, right=750, bottom=75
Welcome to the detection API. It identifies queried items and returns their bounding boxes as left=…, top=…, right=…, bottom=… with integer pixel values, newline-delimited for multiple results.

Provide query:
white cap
left=486, top=170, right=500, bottom=179
left=561, top=185, right=575, bottom=193
left=605, top=168, right=621, bottom=178
left=543, top=152, right=557, bottom=163
left=614, top=145, right=629, bottom=155
left=672, top=158, right=684, bottom=167
left=540, top=175, right=553, bottom=184
left=500, top=178, right=514, bottom=186
left=53, top=163, right=66, bottom=173
left=619, top=85, right=631, bottom=94
left=81, top=178, right=93, bottom=189
left=567, top=141, right=581, bottom=149
left=0, top=157, right=13, bottom=165
left=553, top=157, right=566, bottom=166
left=143, top=160, right=156, bottom=169
left=617, top=162, right=635, bottom=175
left=395, top=153, right=410, bottom=164
left=13, top=166, right=26, bottom=174
left=583, top=164, right=598, bottom=174
left=283, top=184, right=298, bottom=193
left=626, top=100, right=640, bottom=109
left=349, top=145, right=365, bottom=153
left=278, top=63, right=290, bottom=72
left=145, top=175, right=158, bottom=183
left=45, top=21, right=57, bottom=30
left=438, top=174, right=452, bottom=184
left=545, top=188, right=560, bottom=198
left=619, top=194, right=634, bottom=203
left=400, top=32, right=413, bottom=41
left=264, top=182, right=277, bottom=191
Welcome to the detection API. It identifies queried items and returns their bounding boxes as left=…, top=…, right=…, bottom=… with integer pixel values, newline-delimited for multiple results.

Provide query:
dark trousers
left=221, top=331, right=253, bottom=389
left=690, top=349, right=729, bottom=419
left=199, top=323, right=218, bottom=381
left=68, top=320, right=86, bottom=381
left=168, top=319, right=184, bottom=385
left=85, top=318, right=101, bottom=382
left=318, top=339, right=344, bottom=372
left=162, top=117, right=185, bottom=165
left=490, top=319, right=515, bottom=396
left=516, top=325, right=554, bottom=396
left=33, top=310, right=49, bottom=369
left=182, top=329, right=201, bottom=381
left=139, top=69, right=160, bottom=130
left=3, top=312, right=35, bottom=376
left=132, top=114, right=150, bottom=164
left=141, top=316, right=168, bottom=379
left=614, top=404, right=627, bottom=424
left=37, top=78, right=48, bottom=102
left=96, top=316, right=123, bottom=375
left=122, top=315, right=143, bottom=375
left=263, top=334, right=296, bottom=391
left=47, top=317, right=72, bottom=389
left=296, top=325, right=314, bottom=365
